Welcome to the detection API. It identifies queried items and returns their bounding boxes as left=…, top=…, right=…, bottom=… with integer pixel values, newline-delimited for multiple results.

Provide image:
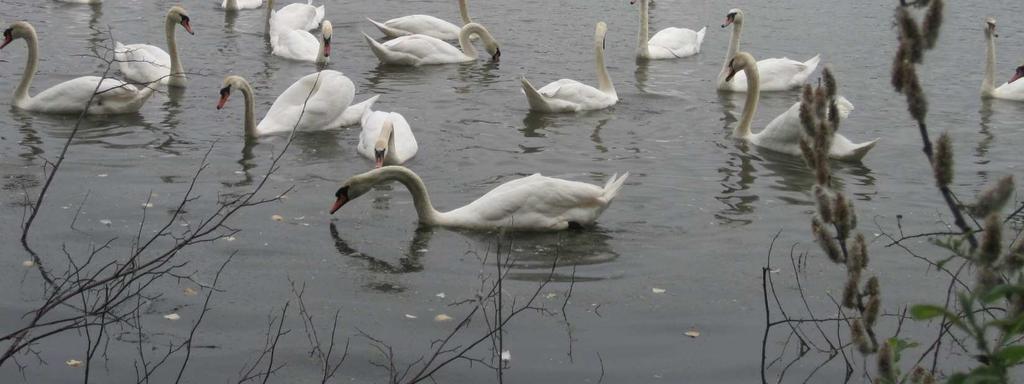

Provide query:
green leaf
left=886, top=337, right=919, bottom=363
left=980, top=284, right=1024, bottom=304
left=911, top=304, right=948, bottom=320
left=996, top=345, right=1024, bottom=366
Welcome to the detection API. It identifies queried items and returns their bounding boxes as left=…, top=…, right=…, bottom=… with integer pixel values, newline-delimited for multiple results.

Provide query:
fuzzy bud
left=892, top=43, right=908, bottom=92
left=833, top=193, right=851, bottom=239
left=865, top=276, right=880, bottom=297
left=851, top=319, right=871, bottom=354
left=1006, top=239, right=1024, bottom=272
left=902, top=62, right=928, bottom=121
left=933, top=133, right=953, bottom=187
left=799, top=138, right=816, bottom=169
left=897, top=8, right=924, bottom=63
left=814, top=86, right=828, bottom=119
left=878, top=342, right=895, bottom=380
left=977, top=267, right=1002, bottom=294
left=828, top=101, right=841, bottom=132
left=972, top=176, right=1014, bottom=217
left=865, top=293, right=881, bottom=328
left=922, top=0, right=944, bottom=49
left=799, top=100, right=817, bottom=137
left=823, top=67, right=837, bottom=99
left=813, top=217, right=842, bottom=263
left=979, top=214, right=1002, bottom=266
left=848, top=200, right=858, bottom=230
left=853, top=234, right=870, bottom=269
left=843, top=269, right=861, bottom=309
left=814, top=185, right=834, bottom=223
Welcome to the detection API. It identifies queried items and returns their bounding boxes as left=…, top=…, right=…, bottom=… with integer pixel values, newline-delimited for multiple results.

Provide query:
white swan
left=0, top=21, right=158, bottom=114
left=273, top=20, right=331, bottom=64
left=981, top=18, right=1024, bottom=101
left=222, top=0, right=263, bottom=11
left=632, top=0, right=705, bottom=60
left=267, top=0, right=324, bottom=47
left=367, top=0, right=472, bottom=40
left=330, top=166, right=629, bottom=231
left=357, top=111, right=418, bottom=168
left=726, top=52, right=877, bottom=161
left=521, top=22, right=616, bottom=113
left=718, top=9, right=819, bottom=92
left=216, top=72, right=379, bottom=136
left=114, top=6, right=194, bottom=87
left=363, top=22, right=500, bottom=66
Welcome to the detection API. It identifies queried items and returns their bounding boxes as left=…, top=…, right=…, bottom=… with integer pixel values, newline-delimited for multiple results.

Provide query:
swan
left=114, top=6, right=194, bottom=87
left=222, top=0, right=263, bottom=11
left=0, top=21, right=158, bottom=114
left=363, top=22, right=500, bottom=66
left=215, top=72, right=379, bottom=137
left=520, top=22, right=616, bottom=113
left=366, top=0, right=472, bottom=41
left=726, top=52, right=877, bottom=161
left=357, top=111, right=418, bottom=168
left=330, top=166, right=629, bottom=231
left=632, top=0, right=705, bottom=60
left=718, top=9, right=819, bottom=92
left=267, top=0, right=325, bottom=46
left=981, top=18, right=1024, bottom=101
left=273, top=20, right=331, bottom=64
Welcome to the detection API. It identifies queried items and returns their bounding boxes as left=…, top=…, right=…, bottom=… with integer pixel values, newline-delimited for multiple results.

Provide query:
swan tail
left=795, top=54, right=822, bottom=84
left=601, top=172, right=630, bottom=203
left=838, top=138, right=879, bottom=162
left=363, top=31, right=393, bottom=62
left=694, top=26, right=707, bottom=50
left=338, top=95, right=380, bottom=127
left=834, top=95, right=855, bottom=120
left=366, top=17, right=406, bottom=38
left=520, top=76, right=549, bottom=112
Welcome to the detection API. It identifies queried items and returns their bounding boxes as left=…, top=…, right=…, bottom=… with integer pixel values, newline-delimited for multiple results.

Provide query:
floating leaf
left=652, top=288, right=667, bottom=294
left=271, top=214, right=284, bottom=222
left=223, top=236, right=237, bottom=242
left=435, top=292, right=446, bottom=299
left=21, top=260, right=34, bottom=267
left=163, top=313, right=180, bottom=321
left=501, top=350, right=511, bottom=362
left=99, top=219, right=112, bottom=226
left=183, top=287, right=198, bottom=297
left=142, top=202, right=154, bottom=208
left=97, top=174, right=108, bottom=178
left=65, top=359, right=82, bottom=367
left=684, top=329, right=701, bottom=338
left=434, top=314, right=453, bottom=322
left=404, top=314, right=417, bottom=319
left=544, top=293, right=558, bottom=300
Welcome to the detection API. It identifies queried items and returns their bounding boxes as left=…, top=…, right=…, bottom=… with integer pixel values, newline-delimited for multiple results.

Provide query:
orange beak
left=330, top=196, right=348, bottom=214
left=216, top=93, right=229, bottom=109
left=0, top=35, right=13, bottom=50
left=182, top=20, right=195, bottom=35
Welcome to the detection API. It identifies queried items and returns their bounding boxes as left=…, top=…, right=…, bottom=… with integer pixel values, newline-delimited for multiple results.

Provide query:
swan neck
left=736, top=61, right=759, bottom=138
left=596, top=35, right=615, bottom=95
left=166, top=15, right=185, bottom=85
left=265, top=0, right=274, bottom=27
left=379, top=167, right=441, bottom=225
left=316, top=34, right=327, bottom=64
left=375, top=119, right=394, bottom=150
left=459, top=24, right=489, bottom=58
left=723, top=21, right=742, bottom=75
left=15, top=29, right=38, bottom=105
left=238, top=80, right=257, bottom=137
left=226, top=0, right=237, bottom=10
left=637, top=0, right=649, bottom=56
left=983, top=29, right=996, bottom=96
left=458, top=0, right=472, bottom=24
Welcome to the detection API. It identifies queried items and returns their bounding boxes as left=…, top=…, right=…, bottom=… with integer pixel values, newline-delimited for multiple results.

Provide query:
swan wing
left=449, top=174, right=616, bottom=230
left=330, top=95, right=379, bottom=128
left=647, top=26, right=705, bottom=58
left=380, top=15, right=461, bottom=40
left=272, top=29, right=319, bottom=62
left=221, top=0, right=263, bottom=10
left=389, top=112, right=418, bottom=163
left=357, top=110, right=387, bottom=159
left=272, top=2, right=321, bottom=31
left=756, top=55, right=820, bottom=91
left=380, top=35, right=466, bottom=64
left=994, top=81, right=1024, bottom=101
left=258, top=71, right=352, bottom=134
left=114, top=42, right=171, bottom=84
left=537, top=79, right=612, bottom=111
left=29, top=76, right=150, bottom=114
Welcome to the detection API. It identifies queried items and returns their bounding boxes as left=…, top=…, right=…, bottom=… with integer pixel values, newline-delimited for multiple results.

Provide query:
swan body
left=357, top=111, right=418, bottom=168
left=273, top=20, right=331, bottom=64
left=216, top=71, right=377, bottom=137
left=267, top=0, right=325, bottom=46
left=981, top=18, right=1024, bottom=101
left=330, top=166, right=629, bottom=231
left=719, top=9, right=819, bottom=92
left=727, top=52, right=878, bottom=161
left=633, top=0, right=705, bottom=59
left=364, top=22, right=500, bottom=66
left=222, top=0, right=263, bottom=11
left=521, top=22, right=616, bottom=113
left=1, top=21, right=158, bottom=114
left=367, top=0, right=472, bottom=40
left=114, top=6, right=194, bottom=87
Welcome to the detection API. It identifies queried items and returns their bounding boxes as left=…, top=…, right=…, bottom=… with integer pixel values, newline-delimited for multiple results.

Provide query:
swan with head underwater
left=726, top=52, right=878, bottom=161
left=273, top=20, right=332, bottom=64
left=719, top=9, right=820, bottom=92
left=981, top=17, right=1024, bottom=101
left=267, top=0, right=325, bottom=47
left=632, top=0, right=705, bottom=60
left=0, top=21, right=158, bottom=114
left=520, top=21, right=617, bottom=113
left=330, top=166, right=629, bottom=231
left=358, top=110, right=418, bottom=168
left=363, top=22, right=499, bottom=66
left=216, top=71, right=379, bottom=137
left=114, top=6, right=194, bottom=87
left=367, top=0, right=473, bottom=41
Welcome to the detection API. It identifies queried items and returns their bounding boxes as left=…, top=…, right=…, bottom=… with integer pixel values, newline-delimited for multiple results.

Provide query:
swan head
left=595, top=21, right=608, bottom=50
left=216, top=75, right=248, bottom=110
left=0, top=22, right=34, bottom=50
left=725, top=51, right=755, bottom=82
left=722, top=8, right=743, bottom=28
left=330, top=170, right=384, bottom=214
left=321, top=20, right=333, bottom=58
left=1011, top=65, right=1024, bottom=84
left=985, top=17, right=997, bottom=37
left=168, top=6, right=195, bottom=35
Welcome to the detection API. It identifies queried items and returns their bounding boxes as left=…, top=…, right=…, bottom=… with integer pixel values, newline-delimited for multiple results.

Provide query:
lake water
left=2, top=0, right=1023, bottom=382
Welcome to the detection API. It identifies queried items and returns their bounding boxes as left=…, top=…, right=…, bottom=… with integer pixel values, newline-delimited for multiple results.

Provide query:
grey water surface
left=2, top=0, right=1024, bottom=382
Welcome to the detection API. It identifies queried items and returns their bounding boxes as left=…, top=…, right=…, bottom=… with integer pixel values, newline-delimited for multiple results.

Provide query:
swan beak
left=329, top=196, right=348, bottom=214
left=0, top=35, right=12, bottom=50
left=324, top=39, right=331, bottom=57
left=491, top=48, right=501, bottom=62
left=374, top=149, right=386, bottom=168
left=725, top=68, right=738, bottom=82
left=722, top=16, right=734, bottom=28
left=216, top=94, right=229, bottom=110
left=182, top=20, right=195, bottom=35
